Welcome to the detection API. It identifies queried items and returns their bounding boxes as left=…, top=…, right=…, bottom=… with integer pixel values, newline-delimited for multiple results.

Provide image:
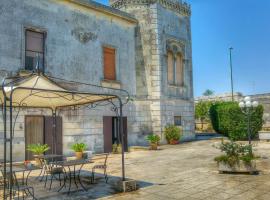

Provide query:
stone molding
left=110, top=0, right=191, bottom=16
left=166, top=40, right=185, bottom=56
left=166, top=38, right=185, bottom=56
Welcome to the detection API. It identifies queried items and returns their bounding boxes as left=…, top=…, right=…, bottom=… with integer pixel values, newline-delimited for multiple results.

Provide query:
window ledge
left=101, top=79, right=121, bottom=89
left=18, top=69, right=35, bottom=76
left=168, top=84, right=185, bottom=88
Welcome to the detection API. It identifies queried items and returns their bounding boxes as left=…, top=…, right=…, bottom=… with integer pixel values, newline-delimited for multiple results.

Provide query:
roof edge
left=67, top=0, right=138, bottom=24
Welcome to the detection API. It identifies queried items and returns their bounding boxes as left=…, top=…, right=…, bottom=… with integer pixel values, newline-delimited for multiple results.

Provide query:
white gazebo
left=0, top=72, right=129, bottom=199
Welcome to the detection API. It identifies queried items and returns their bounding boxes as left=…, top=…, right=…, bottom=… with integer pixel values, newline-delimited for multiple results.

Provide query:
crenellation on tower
left=110, top=0, right=191, bottom=16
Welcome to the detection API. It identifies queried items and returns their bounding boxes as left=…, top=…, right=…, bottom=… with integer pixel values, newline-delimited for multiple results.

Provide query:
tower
left=111, top=0, right=195, bottom=141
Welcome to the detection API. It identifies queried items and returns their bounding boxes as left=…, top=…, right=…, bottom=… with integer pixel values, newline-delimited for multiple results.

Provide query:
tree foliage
left=203, top=89, right=214, bottom=96
left=195, top=101, right=213, bottom=122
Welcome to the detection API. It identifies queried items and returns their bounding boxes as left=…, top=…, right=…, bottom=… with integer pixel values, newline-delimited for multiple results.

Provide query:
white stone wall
left=0, top=0, right=138, bottom=161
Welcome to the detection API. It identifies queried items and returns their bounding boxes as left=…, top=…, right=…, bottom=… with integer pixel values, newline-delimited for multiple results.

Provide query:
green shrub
left=27, top=143, right=50, bottom=155
left=145, top=134, right=160, bottom=144
left=209, top=102, right=263, bottom=140
left=164, top=125, right=182, bottom=143
left=214, top=140, right=257, bottom=166
left=71, top=143, right=87, bottom=152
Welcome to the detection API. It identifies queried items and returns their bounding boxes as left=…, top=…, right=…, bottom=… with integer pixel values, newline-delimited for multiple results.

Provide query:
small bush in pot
left=214, top=140, right=259, bottom=173
left=112, top=143, right=122, bottom=154
left=27, top=143, right=50, bottom=166
left=164, top=125, right=182, bottom=144
left=145, top=134, right=160, bottom=150
left=71, top=143, right=87, bottom=160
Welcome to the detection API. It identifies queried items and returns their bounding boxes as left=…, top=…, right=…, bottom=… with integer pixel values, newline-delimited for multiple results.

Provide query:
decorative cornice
left=166, top=38, right=185, bottom=55
left=110, top=0, right=191, bottom=16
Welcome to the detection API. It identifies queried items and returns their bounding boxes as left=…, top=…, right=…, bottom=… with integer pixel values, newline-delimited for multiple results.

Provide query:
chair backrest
left=0, top=169, right=19, bottom=188
left=0, top=170, right=4, bottom=187
left=92, top=153, right=109, bottom=167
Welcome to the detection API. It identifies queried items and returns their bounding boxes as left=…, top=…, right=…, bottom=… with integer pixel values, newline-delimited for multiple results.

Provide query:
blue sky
left=97, top=0, right=270, bottom=97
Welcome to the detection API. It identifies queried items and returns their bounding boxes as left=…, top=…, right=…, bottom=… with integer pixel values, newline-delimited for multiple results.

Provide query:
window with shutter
left=25, top=30, right=45, bottom=71
left=103, top=47, right=116, bottom=80
left=167, top=51, right=174, bottom=85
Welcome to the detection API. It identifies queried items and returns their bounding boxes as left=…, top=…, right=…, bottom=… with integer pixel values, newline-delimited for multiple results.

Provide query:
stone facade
left=111, top=0, right=195, bottom=141
left=0, top=0, right=194, bottom=161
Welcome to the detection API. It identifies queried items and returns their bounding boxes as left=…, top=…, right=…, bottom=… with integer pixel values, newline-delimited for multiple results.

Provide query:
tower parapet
left=110, top=0, right=191, bottom=16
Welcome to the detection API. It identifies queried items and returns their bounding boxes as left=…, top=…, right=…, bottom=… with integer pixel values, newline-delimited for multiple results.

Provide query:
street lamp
left=239, top=96, right=259, bottom=144
left=229, top=47, right=234, bottom=101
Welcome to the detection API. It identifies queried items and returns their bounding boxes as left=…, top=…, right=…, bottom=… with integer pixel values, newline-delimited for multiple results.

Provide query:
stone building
left=0, top=0, right=194, bottom=161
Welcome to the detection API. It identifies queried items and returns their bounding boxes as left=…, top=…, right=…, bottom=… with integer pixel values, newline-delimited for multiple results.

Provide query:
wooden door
left=44, top=116, right=63, bottom=155
left=25, top=116, right=44, bottom=160
left=103, top=116, right=128, bottom=153
left=103, top=116, right=113, bottom=153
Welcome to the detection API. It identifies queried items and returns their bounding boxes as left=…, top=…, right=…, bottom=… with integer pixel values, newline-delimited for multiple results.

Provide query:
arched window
left=167, top=51, right=184, bottom=86
left=167, top=51, right=174, bottom=85
left=175, top=53, right=184, bottom=86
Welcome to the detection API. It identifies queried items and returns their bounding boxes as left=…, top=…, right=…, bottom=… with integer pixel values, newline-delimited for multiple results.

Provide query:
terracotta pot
left=33, top=155, right=42, bottom=167
left=75, top=152, right=83, bottom=160
left=169, top=140, right=179, bottom=145
left=150, top=143, right=158, bottom=150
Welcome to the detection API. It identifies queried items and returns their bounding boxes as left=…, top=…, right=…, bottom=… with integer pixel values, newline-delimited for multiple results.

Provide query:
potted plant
left=112, top=143, right=122, bottom=154
left=214, top=140, right=259, bottom=174
left=27, top=143, right=50, bottom=166
left=71, top=143, right=87, bottom=160
left=145, top=134, right=160, bottom=150
left=164, top=125, right=182, bottom=144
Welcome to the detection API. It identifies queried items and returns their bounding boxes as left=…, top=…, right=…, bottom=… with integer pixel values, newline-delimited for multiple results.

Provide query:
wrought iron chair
left=0, top=169, right=36, bottom=200
left=0, top=173, right=4, bottom=198
left=43, top=160, right=65, bottom=190
left=91, top=153, right=109, bottom=183
left=37, top=155, right=64, bottom=182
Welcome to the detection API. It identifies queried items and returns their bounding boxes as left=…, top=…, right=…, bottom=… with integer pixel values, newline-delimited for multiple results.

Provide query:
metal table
left=56, top=159, right=93, bottom=194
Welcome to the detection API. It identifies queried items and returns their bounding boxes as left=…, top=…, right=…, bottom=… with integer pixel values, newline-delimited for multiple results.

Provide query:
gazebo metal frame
left=0, top=72, right=130, bottom=199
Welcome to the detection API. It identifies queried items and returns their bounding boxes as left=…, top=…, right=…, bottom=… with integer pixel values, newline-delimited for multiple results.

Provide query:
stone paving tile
left=2, top=140, right=270, bottom=199
left=205, top=192, right=235, bottom=200
left=228, top=190, right=266, bottom=200
left=256, top=192, right=270, bottom=200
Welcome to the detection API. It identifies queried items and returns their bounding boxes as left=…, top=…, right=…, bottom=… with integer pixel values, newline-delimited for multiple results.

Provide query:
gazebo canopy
left=0, top=74, right=117, bottom=109
left=1, top=73, right=127, bottom=200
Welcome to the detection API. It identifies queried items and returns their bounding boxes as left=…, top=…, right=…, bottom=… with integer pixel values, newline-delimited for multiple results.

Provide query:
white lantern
left=244, top=96, right=251, bottom=102
left=252, top=101, right=259, bottom=107
left=246, top=101, right=252, bottom=108
left=239, top=102, right=245, bottom=108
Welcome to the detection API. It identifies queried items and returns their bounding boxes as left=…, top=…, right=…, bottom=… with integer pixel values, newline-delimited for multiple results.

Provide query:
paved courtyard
left=2, top=139, right=270, bottom=200
left=103, top=139, right=270, bottom=200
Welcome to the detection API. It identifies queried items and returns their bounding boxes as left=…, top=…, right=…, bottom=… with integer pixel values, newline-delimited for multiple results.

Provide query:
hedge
left=209, top=101, right=263, bottom=140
